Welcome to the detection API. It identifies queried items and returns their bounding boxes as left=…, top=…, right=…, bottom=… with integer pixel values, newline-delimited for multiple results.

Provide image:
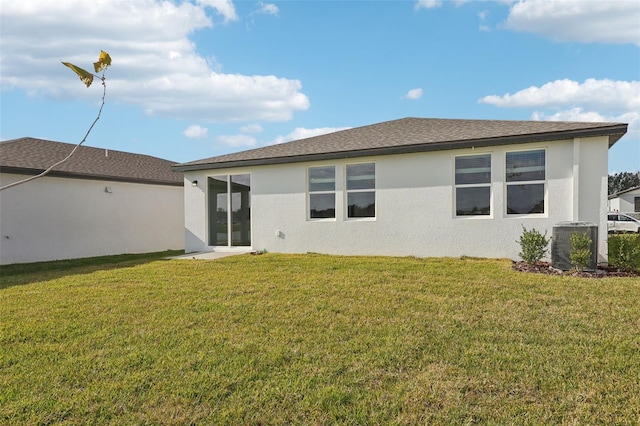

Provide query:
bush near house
left=2, top=254, right=639, bottom=425
left=570, top=232, right=593, bottom=272
left=609, top=234, right=640, bottom=272
left=516, top=226, right=550, bottom=265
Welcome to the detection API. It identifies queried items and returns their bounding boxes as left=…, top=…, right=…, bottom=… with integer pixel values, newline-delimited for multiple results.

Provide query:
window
left=346, top=162, right=375, bottom=218
left=506, top=149, right=545, bottom=215
left=455, top=154, right=491, bottom=216
left=308, top=165, right=335, bottom=219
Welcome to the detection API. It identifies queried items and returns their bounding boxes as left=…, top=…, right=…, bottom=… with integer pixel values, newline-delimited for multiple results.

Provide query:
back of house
left=172, top=117, right=628, bottom=264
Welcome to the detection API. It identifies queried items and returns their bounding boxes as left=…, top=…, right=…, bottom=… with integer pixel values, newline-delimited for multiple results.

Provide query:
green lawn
left=1, top=253, right=639, bottom=425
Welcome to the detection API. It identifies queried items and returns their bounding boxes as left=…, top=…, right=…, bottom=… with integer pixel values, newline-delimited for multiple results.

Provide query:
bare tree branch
left=1, top=72, right=108, bottom=192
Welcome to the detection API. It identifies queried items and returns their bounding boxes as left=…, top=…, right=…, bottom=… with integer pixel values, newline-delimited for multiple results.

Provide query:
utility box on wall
left=551, top=222, right=598, bottom=271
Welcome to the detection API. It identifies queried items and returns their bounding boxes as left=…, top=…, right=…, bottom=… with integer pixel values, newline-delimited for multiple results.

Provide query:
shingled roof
left=173, top=117, right=628, bottom=172
left=1, top=138, right=183, bottom=186
left=608, top=185, right=640, bottom=199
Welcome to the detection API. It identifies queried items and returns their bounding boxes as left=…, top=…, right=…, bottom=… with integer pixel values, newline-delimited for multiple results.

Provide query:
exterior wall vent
left=551, top=222, right=598, bottom=271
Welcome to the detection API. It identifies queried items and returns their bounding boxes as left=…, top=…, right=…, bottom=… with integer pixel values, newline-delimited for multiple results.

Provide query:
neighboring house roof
left=173, top=117, right=628, bottom=172
left=608, top=186, right=640, bottom=199
left=1, top=137, right=183, bottom=186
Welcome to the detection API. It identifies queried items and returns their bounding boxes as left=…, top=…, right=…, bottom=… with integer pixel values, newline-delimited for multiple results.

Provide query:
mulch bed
left=512, top=261, right=639, bottom=278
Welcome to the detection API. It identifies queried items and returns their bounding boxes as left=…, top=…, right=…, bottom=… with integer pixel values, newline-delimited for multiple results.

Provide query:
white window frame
left=345, top=162, right=376, bottom=220
left=505, top=148, right=547, bottom=217
left=307, top=165, right=336, bottom=220
left=453, top=153, right=492, bottom=218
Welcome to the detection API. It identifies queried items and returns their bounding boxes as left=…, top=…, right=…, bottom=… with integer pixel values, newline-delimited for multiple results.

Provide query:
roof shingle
left=1, top=138, right=183, bottom=186
left=173, top=117, right=628, bottom=172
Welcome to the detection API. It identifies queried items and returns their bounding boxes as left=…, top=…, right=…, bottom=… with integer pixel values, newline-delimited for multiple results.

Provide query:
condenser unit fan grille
left=551, top=222, right=598, bottom=271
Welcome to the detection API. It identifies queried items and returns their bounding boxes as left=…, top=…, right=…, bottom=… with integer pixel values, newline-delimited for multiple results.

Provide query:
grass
left=1, top=253, right=639, bottom=425
left=0, top=250, right=183, bottom=289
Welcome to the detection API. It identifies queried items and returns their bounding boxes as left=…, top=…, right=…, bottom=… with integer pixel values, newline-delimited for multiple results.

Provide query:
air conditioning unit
left=551, top=222, right=598, bottom=271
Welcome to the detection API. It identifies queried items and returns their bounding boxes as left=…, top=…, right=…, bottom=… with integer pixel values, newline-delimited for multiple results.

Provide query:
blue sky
left=1, top=0, right=639, bottom=173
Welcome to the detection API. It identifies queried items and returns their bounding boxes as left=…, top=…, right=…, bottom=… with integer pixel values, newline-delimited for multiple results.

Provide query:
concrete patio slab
left=169, top=251, right=248, bottom=260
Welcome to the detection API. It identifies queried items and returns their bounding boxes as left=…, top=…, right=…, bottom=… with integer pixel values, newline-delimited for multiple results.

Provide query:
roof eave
left=609, top=185, right=640, bottom=198
left=1, top=166, right=184, bottom=187
left=173, top=124, right=629, bottom=172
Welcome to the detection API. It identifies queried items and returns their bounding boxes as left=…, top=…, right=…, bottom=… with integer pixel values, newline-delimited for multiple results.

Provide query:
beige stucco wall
left=182, top=136, right=610, bottom=262
left=0, top=174, right=184, bottom=264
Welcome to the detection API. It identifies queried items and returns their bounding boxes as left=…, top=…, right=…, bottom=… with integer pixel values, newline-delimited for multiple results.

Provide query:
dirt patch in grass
left=512, top=261, right=639, bottom=278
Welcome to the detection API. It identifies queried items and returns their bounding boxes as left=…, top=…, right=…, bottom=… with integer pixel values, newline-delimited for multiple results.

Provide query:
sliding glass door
left=208, top=174, right=251, bottom=247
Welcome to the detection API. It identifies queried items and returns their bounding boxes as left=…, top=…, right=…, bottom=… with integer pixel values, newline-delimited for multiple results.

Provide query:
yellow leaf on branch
left=61, top=62, right=94, bottom=87
left=93, top=50, right=112, bottom=73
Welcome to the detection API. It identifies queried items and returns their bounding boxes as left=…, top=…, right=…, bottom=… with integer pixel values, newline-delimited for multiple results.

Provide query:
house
left=0, top=138, right=184, bottom=264
left=172, top=117, right=628, bottom=263
left=608, top=186, right=640, bottom=215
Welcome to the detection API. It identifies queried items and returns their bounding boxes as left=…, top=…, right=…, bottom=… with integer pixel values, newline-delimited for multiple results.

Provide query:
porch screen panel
left=208, top=176, right=228, bottom=246
left=231, top=174, right=251, bottom=246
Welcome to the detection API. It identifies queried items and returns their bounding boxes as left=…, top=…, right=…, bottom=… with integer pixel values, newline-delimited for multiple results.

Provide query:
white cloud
left=257, top=1, right=279, bottom=16
left=504, top=0, right=640, bottom=46
left=216, top=134, right=258, bottom=148
left=240, top=124, right=264, bottom=134
left=0, top=0, right=309, bottom=122
left=532, top=108, right=640, bottom=139
left=479, top=79, right=640, bottom=112
left=415, top=0, right=442, bottom=10
left=404, top=88, right=423, bottom=100
left=269, top=127, right=351, bottom=145
left=415, top=0, right=479, bottom=10
left=481, top=78, right=640, bottom=141
left=531, top=108, right=606, bottom=123
left=532, top=108, right=638, bottom=125
left=478, top=10, right=490, bottom=32
left=184, top=125, right=209, bottom=139
left=196, top=0, right=238, bottom=22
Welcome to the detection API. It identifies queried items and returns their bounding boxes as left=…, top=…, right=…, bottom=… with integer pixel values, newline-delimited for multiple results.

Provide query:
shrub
left=570, top=232, right=592, bottom=271
left=517, top=226, right=550, bottom=265
left=608, top=234, right=640, bottom=272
